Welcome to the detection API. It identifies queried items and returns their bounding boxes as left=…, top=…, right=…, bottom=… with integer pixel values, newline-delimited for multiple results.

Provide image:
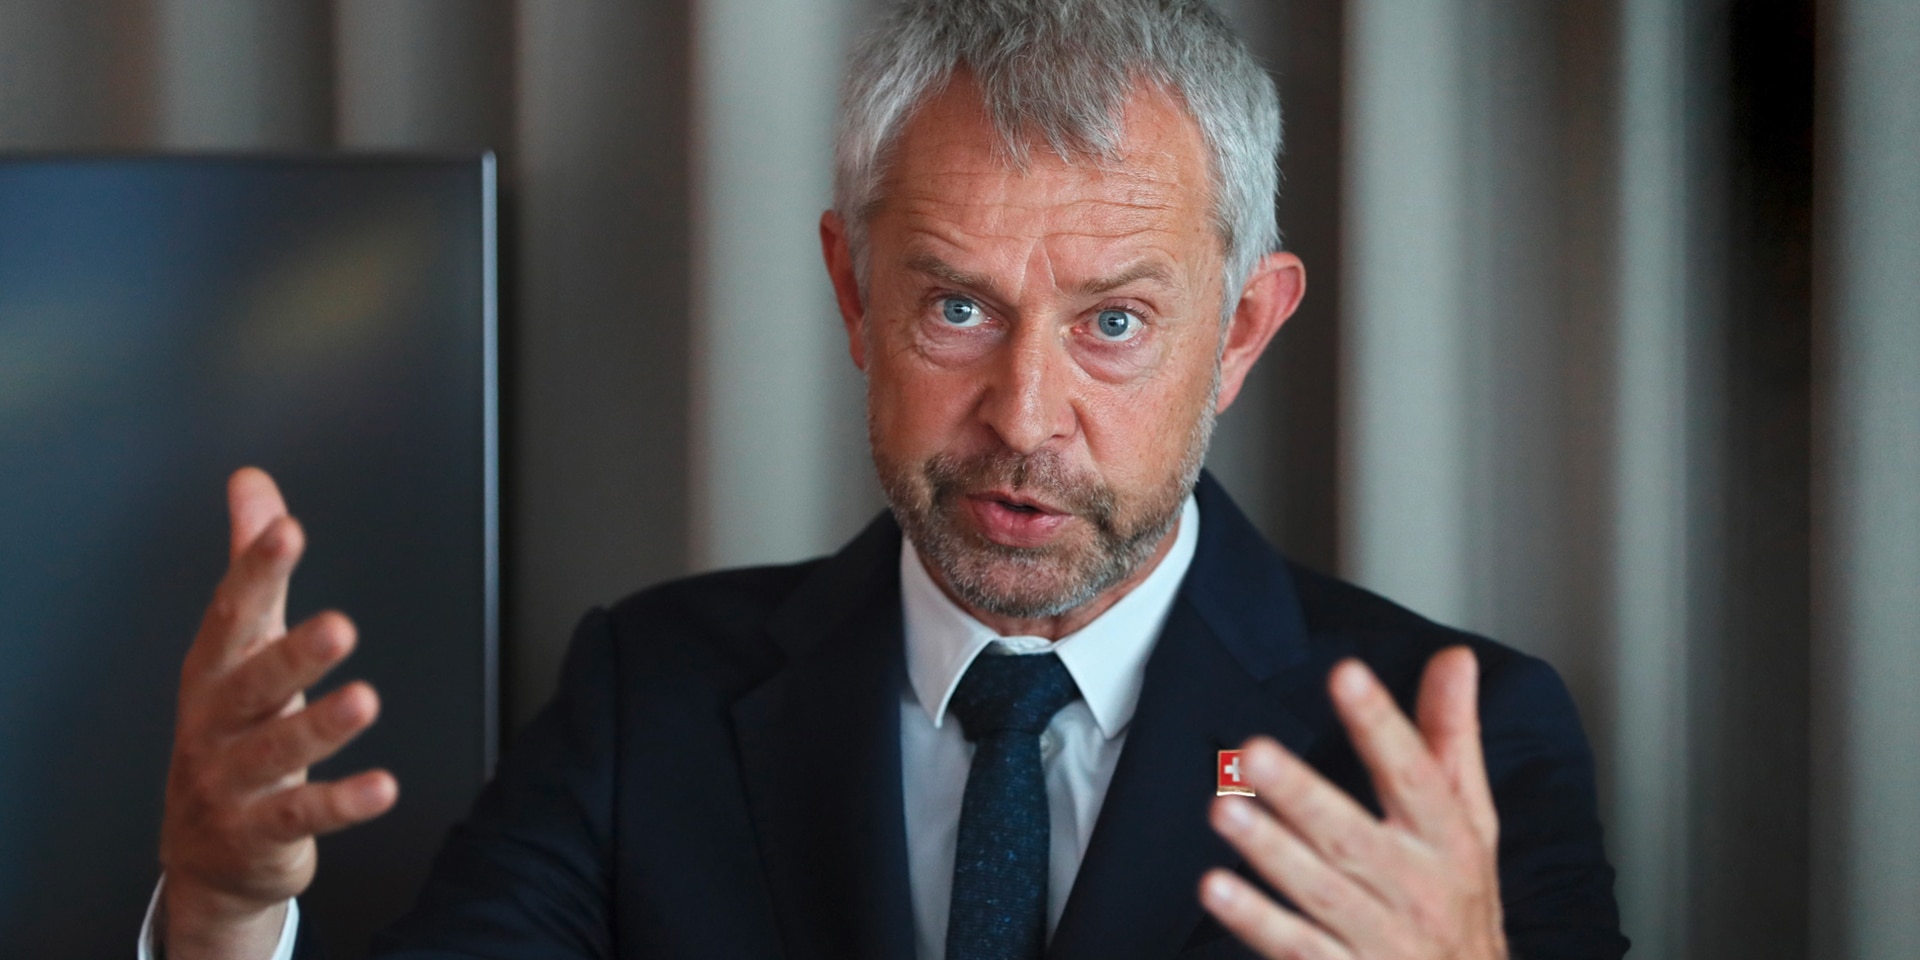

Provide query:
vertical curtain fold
left=1609, top=0, right=1701, bottom=953
left=1812, top=2, right=1920, bottom=957
left=688, top=0, right=877, bottom=572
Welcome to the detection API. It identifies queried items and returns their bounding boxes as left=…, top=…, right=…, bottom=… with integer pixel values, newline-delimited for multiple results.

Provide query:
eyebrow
left=905, top=252, right=1005, bottom=301
left=904, top=252, right=1177, bottom=301
left=1075, top=261, right=1177, bottom=296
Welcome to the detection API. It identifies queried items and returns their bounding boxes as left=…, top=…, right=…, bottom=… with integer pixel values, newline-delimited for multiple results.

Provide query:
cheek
left=866, top=352, right=980, bottom=455
left=1078, top=344, right=1217, bottom=480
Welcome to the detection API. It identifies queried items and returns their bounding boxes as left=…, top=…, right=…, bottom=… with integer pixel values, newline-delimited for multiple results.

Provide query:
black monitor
left=0, top=155, right=498, bottom=957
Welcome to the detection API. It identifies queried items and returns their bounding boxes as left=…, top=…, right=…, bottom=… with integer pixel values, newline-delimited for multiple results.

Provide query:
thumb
left=1416, top=646, right=1497, bottom=845
left=228, top=467, right=289, bottom=561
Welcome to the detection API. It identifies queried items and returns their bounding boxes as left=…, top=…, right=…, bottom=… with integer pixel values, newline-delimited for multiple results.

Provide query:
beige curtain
left=4, top=1, right=1914, bottom=957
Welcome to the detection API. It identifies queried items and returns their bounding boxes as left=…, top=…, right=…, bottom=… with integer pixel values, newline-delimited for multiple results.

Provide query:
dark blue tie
left=944, top=651, right=1081, bottom=960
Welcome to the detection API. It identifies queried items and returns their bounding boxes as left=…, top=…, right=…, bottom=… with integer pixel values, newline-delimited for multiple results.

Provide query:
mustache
left=923, top=449, right=1119, bottom=535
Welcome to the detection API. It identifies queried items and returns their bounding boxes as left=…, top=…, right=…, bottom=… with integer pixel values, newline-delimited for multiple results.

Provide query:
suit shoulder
left=605, top=560, right=823, bottom=632
left=582, top=559, right=826, bottom=686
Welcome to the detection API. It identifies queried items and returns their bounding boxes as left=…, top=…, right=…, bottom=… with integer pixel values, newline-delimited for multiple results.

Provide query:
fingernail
left=330, top=690, right=364, bottom=721
left=358, top=777, right=391, bottom=805
left=1215, top=798, right=1254, bottom=834
left=1335, top=662, right=1369, bottom=699
left=1242, top=744, right=1280, bottom=782
left=1203, top=872, right=1237, bottom=907
left=305, top=626, right=337, bottom=656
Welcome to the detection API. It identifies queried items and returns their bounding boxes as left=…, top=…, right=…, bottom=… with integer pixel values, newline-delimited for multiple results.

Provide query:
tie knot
left=947, top=651, right=1080, bottom=741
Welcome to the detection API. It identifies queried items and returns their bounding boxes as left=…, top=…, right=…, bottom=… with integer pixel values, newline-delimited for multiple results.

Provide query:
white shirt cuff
left=138, top=875, right=300, bottom=960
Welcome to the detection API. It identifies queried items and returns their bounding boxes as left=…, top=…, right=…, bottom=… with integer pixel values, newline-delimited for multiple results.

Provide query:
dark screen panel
left=0, top=156, right=498, bottom=958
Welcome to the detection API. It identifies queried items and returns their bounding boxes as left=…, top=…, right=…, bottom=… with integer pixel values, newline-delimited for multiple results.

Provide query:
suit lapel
left=1048, top=474, right=1332, bottom=960
left=731, top=517, right=917, bottom=960
left=726, top=476, right=1331, bottom=960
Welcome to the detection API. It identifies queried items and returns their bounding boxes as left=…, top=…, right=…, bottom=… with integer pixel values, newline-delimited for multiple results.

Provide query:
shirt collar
left=900, top=495, right=1201, bottom=741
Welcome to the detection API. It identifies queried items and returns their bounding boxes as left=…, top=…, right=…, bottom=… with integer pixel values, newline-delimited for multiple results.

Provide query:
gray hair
left=832, top=0, right=1282, bottom=314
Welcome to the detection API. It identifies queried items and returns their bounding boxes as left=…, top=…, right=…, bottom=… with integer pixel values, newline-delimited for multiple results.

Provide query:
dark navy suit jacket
left=346, top=474, right=1625, bottom=959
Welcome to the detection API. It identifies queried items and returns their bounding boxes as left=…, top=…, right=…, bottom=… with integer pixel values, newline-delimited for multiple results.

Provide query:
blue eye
left=1093, top=308, right=1140, bottom=342
left=940, top=297, right=984, bottom=327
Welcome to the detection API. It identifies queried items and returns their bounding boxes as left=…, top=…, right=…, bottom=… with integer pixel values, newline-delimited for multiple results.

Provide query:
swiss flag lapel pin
left=1217, top=749, right=1255, bottom=797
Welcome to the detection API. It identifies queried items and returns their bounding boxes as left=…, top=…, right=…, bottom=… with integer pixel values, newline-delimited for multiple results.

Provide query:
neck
left=926, top=515, right=1184, bottom=641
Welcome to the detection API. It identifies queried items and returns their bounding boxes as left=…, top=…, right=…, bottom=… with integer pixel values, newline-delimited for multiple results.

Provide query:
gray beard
left=872, top=366, right=1219, bottom=621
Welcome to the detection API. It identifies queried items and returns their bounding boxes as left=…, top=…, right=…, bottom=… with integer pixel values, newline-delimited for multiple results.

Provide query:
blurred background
left=1, top=1, right=1913, bottom=958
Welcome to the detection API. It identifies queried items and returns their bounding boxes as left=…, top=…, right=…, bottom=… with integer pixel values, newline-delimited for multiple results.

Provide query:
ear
left=1213, top=251, right=1305, bottom=413
left=819, top=210, right=868, bottom=370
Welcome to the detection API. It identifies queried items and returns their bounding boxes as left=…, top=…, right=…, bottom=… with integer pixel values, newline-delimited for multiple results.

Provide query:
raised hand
left=158, top=468, right=398, bottom=960
left=1201, top=648, right=1507, bottom=960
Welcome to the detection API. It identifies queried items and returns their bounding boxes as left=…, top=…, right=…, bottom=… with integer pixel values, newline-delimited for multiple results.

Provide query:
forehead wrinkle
left=904, top=226, right=1186, bottom=311
left=889, top=145, right=1188, bottom=215
left=892, top=193, right=1187, bottom=262
left=875, top=83, right=1219, bottom=312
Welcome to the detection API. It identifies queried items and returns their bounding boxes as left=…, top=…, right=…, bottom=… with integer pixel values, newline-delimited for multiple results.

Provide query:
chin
left=935, top=540, right=1121, bottom=621
left=869, top=410, right=1209, bottom=623
left=893, top=482, right=1179, bottom=622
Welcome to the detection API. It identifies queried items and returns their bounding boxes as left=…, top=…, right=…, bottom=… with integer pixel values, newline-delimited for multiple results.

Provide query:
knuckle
left=217, top=670, right=267, bottom=717
left=186, top=763, right=225, bottom=804
left=1323, top=829, right=1368, bottom=872
left=244, top=728, right=296, bottom=774
left=1298, top=874, right=1348, bottom=917
left=1404, top=889, right=1452, bottom=936
left=205, top=589, right=242, bottom=631
left=1388, top=754, right=1432, bottom=792
left=279, top=518, right=306, bottom=556
left=269, top=796, right=309, bottom=839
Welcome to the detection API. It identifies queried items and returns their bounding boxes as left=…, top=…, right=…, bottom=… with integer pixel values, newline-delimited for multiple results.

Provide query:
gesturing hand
left=1201, top=648, right=1507, bottom=960
left=158, top=468, right=398, bottom=960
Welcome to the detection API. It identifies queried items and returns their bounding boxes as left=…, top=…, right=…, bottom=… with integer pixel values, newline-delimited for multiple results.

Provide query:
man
left=148, top=1, right=1625, bottom=958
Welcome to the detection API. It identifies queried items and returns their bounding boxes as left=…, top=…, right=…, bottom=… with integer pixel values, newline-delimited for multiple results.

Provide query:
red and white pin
left=1217, top=749, right=1255, bottom=797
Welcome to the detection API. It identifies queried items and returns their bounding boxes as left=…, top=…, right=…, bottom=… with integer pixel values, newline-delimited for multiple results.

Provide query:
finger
left=228, top=467, right=289, bottom=562
left=246, top=769, right=398, bottom=843
left=1210, top=797, right=1396, bottom=952
left=1200, top=869, right=1354, bottom=960
left=210, top=612, right=357, bottom=730
left=193, top=514, right=305, bottom=672
left=223, top=682, right=379, bottom=792
left=1236, top=737, right=1418, bottom=911
left=1328, top=659, right=1462, bottom=840
left=1416, top=647, right=1497, bottom=846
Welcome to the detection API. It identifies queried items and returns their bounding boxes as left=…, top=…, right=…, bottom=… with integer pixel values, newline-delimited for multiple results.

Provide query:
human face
left=821, top=78, right=1303, bottom=635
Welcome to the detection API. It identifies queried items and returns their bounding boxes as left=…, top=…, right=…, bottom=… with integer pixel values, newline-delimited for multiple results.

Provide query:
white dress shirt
left=140, top=495, right=1201, bottom=960
left=138, top=876, right=300, bottom=960
left=899, top=495, right=1200, bottom=960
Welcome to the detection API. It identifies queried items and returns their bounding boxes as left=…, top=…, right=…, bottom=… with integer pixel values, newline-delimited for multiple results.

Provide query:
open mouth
left=960, top=490, right=1074, bottom=548
left=982, top=492, right=1064, bottom=516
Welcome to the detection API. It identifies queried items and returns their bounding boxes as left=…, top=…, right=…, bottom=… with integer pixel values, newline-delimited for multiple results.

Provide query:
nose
left=976, top=320, right=1076, bottom=455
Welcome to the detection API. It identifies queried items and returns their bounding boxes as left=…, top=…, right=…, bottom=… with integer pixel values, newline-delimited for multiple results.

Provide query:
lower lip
left=964, top=496, right=1073, bottom=547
